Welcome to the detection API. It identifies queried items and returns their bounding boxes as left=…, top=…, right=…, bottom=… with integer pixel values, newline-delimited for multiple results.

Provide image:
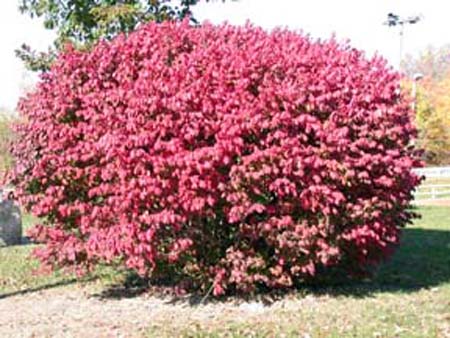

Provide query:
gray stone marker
left=0, top=189, right=22, bottom=246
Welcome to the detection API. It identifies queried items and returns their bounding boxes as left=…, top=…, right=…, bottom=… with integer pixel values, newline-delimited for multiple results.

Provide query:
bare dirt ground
left=1, top=286, right=153, bottom=337
left=0, top=284, right=297, bottom=338
left=1, top=283, right=449, bottom=338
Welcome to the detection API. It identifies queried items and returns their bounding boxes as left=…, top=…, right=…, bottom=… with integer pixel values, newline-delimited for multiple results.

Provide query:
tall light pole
left=384, top=13, right=422, bottom=70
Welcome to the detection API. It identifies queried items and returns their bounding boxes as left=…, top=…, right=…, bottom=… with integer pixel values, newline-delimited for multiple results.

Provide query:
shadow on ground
left=306, top=227, right=450, bottom=298
left=1, top=227, right=448, bottom=303
left=94, top=227, right=450, bottom=304
left=376, top=228, right=450, bottom=289
left=0, top=279, right=78, bottom=300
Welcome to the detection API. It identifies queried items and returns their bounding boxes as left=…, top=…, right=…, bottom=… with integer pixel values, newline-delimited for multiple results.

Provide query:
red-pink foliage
left=10, top=21, right=422, bottom=295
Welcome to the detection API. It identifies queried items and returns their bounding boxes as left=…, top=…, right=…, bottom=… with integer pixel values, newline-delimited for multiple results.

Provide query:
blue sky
left=1, top=0, right=450, bottom=111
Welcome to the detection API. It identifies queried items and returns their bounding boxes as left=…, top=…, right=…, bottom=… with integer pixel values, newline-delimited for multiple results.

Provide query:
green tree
left=17, top=0, right=227, bottom=71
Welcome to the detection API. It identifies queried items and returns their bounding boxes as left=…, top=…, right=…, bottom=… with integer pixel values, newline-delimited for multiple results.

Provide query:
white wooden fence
left=413, top=166, right=450, bottom=178
left=413, top=166, right=450, bottom=202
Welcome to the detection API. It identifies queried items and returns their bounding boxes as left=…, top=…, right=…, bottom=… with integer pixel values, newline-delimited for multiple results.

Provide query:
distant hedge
left=10, top=21, right=422, bottom=295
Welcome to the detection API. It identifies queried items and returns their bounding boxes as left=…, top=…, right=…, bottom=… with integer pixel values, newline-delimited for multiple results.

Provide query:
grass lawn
left=0, top=213, right=136, bottom=296
left=0, top=206, right=449, bottom=337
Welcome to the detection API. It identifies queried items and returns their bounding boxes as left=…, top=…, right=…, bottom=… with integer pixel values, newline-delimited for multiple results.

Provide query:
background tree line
left=404, top=46, right=450, bottom=165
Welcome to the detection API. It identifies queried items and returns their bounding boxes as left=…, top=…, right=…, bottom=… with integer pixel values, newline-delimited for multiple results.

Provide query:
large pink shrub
left=10, top=21, right=422, bottom=295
